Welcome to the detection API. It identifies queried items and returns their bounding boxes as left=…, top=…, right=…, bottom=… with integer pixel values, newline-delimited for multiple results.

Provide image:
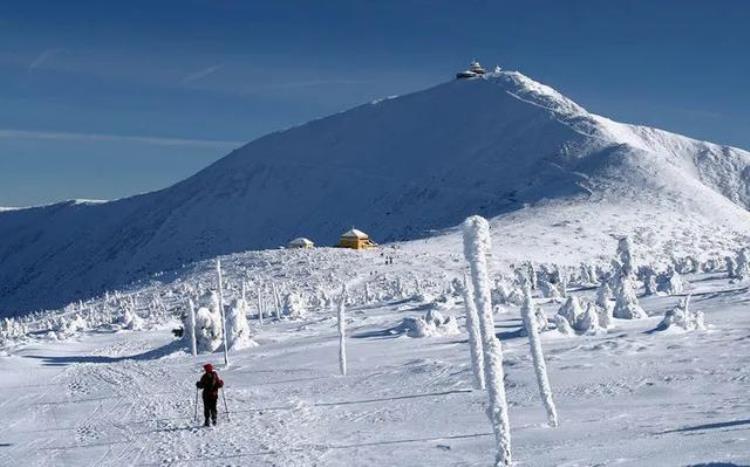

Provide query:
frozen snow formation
left=186, top=291, right=224, bottom=352
left=657, top=296, right=705, bottom=332
left=226, top=298, right=256, bottom=350
left=3, top=69, right=750, bottom=314
left=282, top=292, right=306, bottom=320
left=556, top=296, right=604, bottom=335
left=118, top=307, right=144, bottom=331
left=613, top=277, right=647, bottom=320
left=395, top=309, right=460, bottom=338
left=656, top=266, right=685, bottom=295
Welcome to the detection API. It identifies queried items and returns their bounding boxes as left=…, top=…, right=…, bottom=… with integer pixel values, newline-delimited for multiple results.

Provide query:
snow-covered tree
left=736, top=249, right=749, bottom=281
left=192, top=291, right=224, bottom=352
left=658, top=295, right=705, bottom=331
left=557, top=296, right=603, bottom=334
left=579, top=302, right=604, bottom=334
left=364, top=282, right=372, bottom=304
left=641, top=266, right=658, bottom=296
left=256, top=287, right=265, bottom=326
left=539, top=279, right=562, bottom=302
left=613, top=277, right=647, bottom=319
left=557, top=296, right=584, bottom=326
left=336, top=284, right=348, bottom=376
left=527, top=262, right=538, bottom=290
left=519, top=276, right=558, bottom=427
left=726, top=255, right=738, bottom=279
left=617, top=236, right=635, bottom=279
left=462, top=215, right=512, bottom=466
left=595, top=281, right=614, bottom=310
left=595, top=300, right=613, bottom=330
left=459, top=275, right=485, bottom=390
left=282, top=292, right=306, bottom=319
left=554, top=314, right=575, bottom=336
left=272, top=282, right=283, bottom=319
left=226, top=298, right=254, bottom=350
left=656, top=266, right=685, bottom=295
left=558, top=269, right=569, bottom=298
left=578, top=263, right=596, bottom=286
left=119, top=306, right=144, bottom=331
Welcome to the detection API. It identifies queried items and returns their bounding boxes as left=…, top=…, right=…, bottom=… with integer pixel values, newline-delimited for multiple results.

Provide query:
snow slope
left=2, top=70, right=750, bottom=314
left=2, top=270, right=750, bottom=466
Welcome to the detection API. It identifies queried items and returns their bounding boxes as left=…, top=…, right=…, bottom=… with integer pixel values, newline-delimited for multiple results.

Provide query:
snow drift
left=2, top=70, right=750, bottom=314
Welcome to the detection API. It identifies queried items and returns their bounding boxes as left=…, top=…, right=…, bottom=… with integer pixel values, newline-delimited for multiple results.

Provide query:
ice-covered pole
left=460, top=274, right=485, bottom=390
left=337, top=284, right=348, bottom=376
left=520, top=274, right=558, bottom=427
left=256, top=285, right=264, bottom=326
left=188, top=298, right=197, bottom=357
left=216, top=259, right=229, bottom=366
left=462, top=215, right=512, bottom=466
left=272, top=282, right=282, bottom=320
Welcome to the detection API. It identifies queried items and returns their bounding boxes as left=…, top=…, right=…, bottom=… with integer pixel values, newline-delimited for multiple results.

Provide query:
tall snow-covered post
left=216, top=259, right=229, bottom=366
left=337, top=284, right=348, bottom=376
left=460, top=275, right=485, bottom=390
left=188, top=298, right=197, bottom=357
left=272, top=282, right=282, bottom=320
left=520, top=277, right=558, bottom=427
left=256, top=285, right=264, bottom=326
left=463, top=215, right=512, bottom=466
left=241, top=281, right=247, bottom=308
left=364, top=282, right=372, bottom=304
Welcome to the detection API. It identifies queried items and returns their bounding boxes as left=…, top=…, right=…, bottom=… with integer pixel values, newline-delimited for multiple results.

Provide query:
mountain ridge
left=1, top=70, right=749, bottom=314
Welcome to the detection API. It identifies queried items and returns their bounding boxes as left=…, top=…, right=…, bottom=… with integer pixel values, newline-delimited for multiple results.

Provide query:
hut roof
left=341, top=228, right=368, bottom=239
left=288, top=237, right=314, bottom=246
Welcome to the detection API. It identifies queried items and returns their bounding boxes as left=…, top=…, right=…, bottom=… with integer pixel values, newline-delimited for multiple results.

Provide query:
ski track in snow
left=2, top=272, right=750, bottom=466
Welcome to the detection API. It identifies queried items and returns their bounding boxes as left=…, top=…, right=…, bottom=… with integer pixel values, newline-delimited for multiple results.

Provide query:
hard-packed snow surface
left=2, top=265, right=750, bottom=466
left=3, top=70, right=750, bottom=313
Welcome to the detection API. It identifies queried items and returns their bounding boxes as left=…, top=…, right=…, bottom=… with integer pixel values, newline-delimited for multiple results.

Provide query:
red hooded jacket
left=196, top=364, right=223, bottom=399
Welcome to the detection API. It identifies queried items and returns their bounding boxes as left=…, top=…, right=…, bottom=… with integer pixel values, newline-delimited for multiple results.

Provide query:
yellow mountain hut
left=337, top=228, right=376, bottom=250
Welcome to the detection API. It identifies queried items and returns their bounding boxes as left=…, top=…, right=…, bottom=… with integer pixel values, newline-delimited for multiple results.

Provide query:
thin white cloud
left=264, top=79, right=372, bottom=90
left=0, top=128, right=243, bottom=149
left=181, top=64, right=223, bottom=84
left=28, top=48, right=66, bottom=73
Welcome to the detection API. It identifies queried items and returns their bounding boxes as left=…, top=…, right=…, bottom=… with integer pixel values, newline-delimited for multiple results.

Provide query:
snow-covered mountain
left=2, top=70, right=750, bottom=314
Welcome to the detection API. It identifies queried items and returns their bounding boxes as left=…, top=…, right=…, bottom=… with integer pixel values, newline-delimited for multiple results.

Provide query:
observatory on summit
left=456, top=60, right=487, bottom=79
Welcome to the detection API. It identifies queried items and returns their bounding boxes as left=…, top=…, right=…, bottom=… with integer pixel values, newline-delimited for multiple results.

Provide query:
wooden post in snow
left=257, top=284, right=264, bottom=326
left=188, top=298, right=197, bottom=357
left=216, top=259, right=229, bottom=366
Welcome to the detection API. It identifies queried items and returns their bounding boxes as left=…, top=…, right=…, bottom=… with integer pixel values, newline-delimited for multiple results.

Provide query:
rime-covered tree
left=595, top=281, right=614, bottom=310
left=613, top=277, right=647, bottom=319
left=657, top=266, right=685, bottom=295
left=459, top=275, right=485, bottom=390
left=463, top=215, right=512, bottom=466
left=226, top=298, right=254, bottom=350
left=520, top=275, right=558, bottom=427
left=617, top=236, right=635, bottom=279
left=726, top=255, right=738, bottom=279
left=658, top=295, right=705, bottom=331
left=736, top=249, right=749, bottom=281
left=282, top=292, right=306, bottom=319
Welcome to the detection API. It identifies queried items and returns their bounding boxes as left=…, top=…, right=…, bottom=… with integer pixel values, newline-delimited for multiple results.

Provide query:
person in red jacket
left=196, top=363, right=224, bottom=426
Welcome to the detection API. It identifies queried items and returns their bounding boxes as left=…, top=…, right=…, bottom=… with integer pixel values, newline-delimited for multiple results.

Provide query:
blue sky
left=1, top=0, right=748, bottom=206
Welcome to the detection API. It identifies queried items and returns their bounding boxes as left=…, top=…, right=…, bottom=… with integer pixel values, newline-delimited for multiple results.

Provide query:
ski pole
left=193, top=388, right=199, bottom=422
left=221, top=388, right=230, bottom=422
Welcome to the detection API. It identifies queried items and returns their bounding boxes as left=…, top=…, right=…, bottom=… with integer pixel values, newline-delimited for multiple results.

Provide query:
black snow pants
left=203, top=396, right=218, bottom=425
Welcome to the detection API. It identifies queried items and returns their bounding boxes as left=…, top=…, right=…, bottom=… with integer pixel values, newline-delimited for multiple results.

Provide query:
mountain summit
left=2, top=70, right=750, bottom=313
